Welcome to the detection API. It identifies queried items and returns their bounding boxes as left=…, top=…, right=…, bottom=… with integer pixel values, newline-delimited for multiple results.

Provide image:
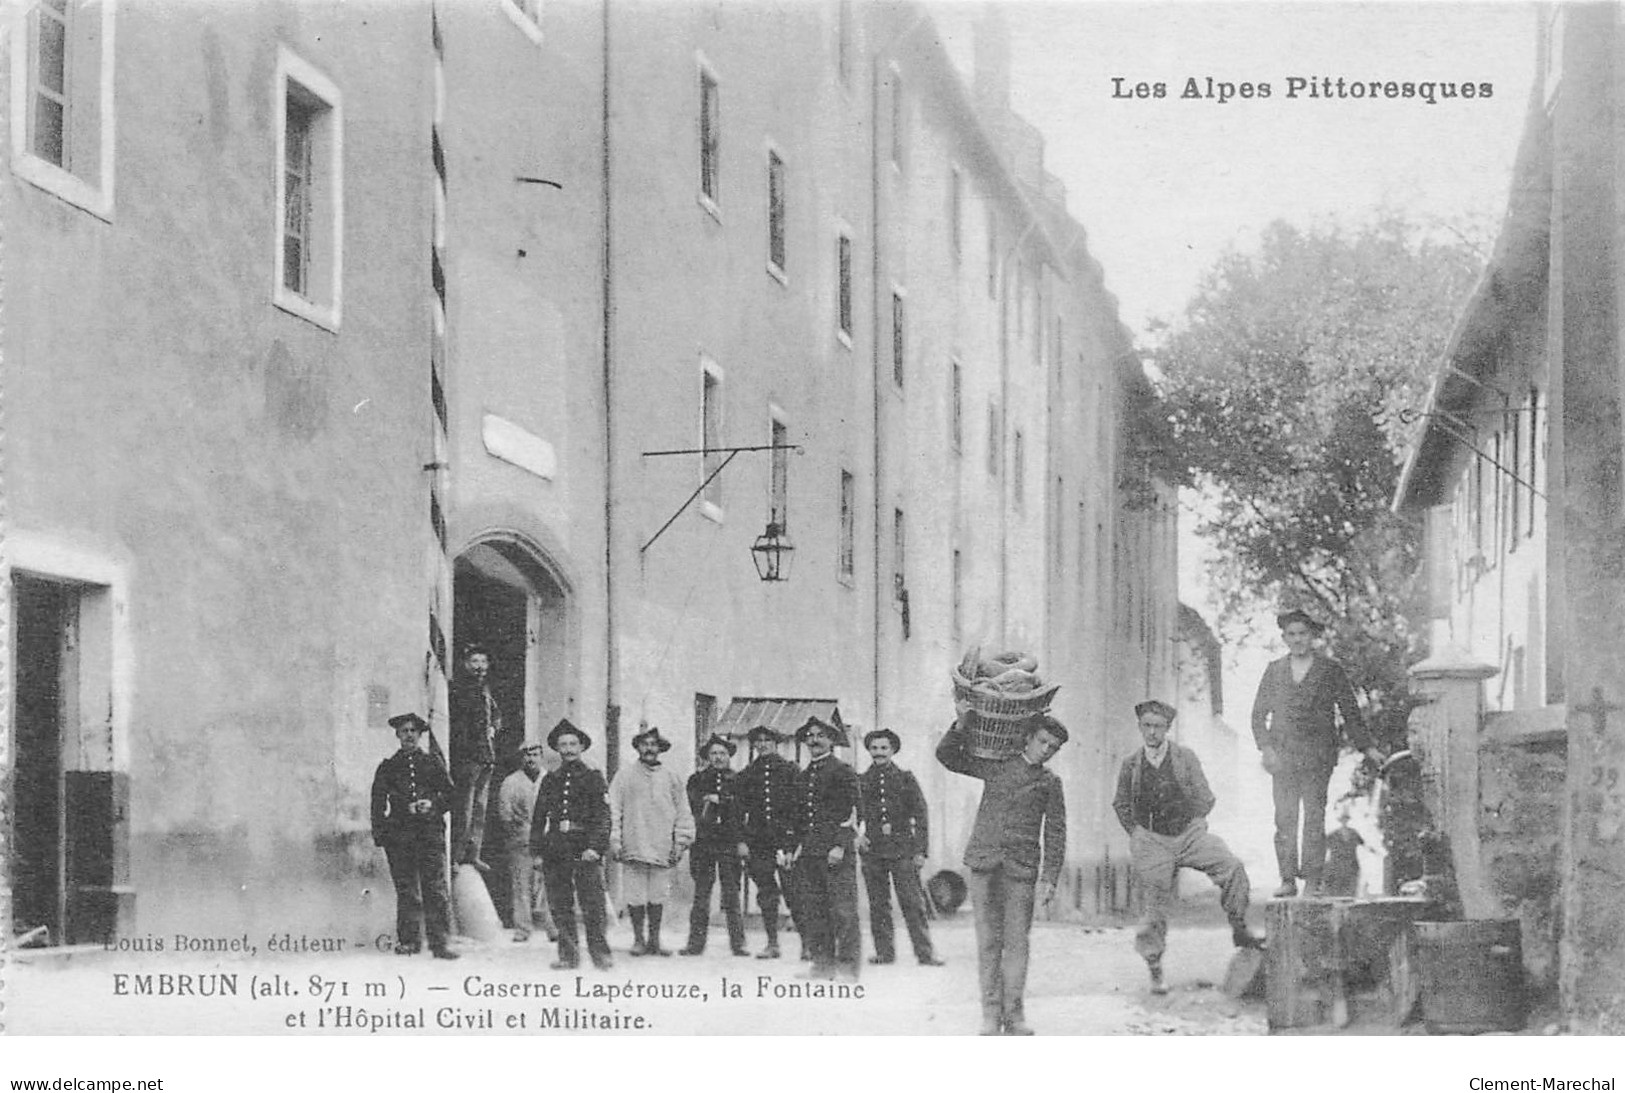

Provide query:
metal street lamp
left=751, top=521, right=795, bottom=582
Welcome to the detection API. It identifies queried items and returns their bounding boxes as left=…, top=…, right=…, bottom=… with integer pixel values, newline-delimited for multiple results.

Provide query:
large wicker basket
left=952, top=668, right=1060, bottom=759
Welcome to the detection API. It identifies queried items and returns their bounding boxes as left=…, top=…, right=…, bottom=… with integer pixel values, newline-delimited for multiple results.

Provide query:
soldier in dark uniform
left=857, top=728, right=944, bottom=966
left=681, top=733, right=749, bottom=957
left=792, top=717, right=862, bottom=981
left=734, top=725, right=804, bottom=959
left=370, top=712, right=458, bottom=960
left=449, top=643, right=501, bottom=871
left=530, top=719, right=614, bottom=971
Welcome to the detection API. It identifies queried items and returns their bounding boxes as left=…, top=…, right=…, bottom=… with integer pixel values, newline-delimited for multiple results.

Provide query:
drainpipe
left=997, top=219, right=1037, bottom=648
left=600, top=0, right=620, bottom=778
left=870, top=7, right=928, bottom=741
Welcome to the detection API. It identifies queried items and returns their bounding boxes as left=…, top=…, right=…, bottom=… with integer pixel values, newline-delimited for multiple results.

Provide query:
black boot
left=648, top=904, right=672, bottom=956
left=628, top=905, right=649, bottom=956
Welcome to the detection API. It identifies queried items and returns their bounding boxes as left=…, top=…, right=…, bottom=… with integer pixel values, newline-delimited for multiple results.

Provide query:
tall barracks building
left=1, top=0, right=1175, bottom=945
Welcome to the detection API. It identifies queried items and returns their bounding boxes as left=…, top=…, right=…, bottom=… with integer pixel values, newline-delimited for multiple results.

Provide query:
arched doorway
left=452, top=535, right=571, bottom=924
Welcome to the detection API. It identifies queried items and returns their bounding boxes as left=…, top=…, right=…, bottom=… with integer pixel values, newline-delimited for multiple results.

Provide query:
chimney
left=973, top=3, right=1012, bottom=118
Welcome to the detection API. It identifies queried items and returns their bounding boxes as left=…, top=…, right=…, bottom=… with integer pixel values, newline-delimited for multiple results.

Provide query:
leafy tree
left=1149, top=213, right=1485, bottom=881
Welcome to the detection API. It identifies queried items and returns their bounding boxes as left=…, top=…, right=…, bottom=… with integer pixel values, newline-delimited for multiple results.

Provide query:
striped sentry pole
left=425, top=1, right=452, bottom=765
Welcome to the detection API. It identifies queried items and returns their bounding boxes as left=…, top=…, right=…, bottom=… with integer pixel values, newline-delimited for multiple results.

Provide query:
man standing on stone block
left=1113, top=699, right=1261, bottom=997
left=1251, top=610, right=1384, bottom=898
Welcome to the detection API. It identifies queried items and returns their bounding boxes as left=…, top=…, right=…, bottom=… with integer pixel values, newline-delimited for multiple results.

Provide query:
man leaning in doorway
left=608, top=726, right=694, bottom=957
left=449, top=642, right=501, bottom=872
left=371, top=713, right=458, bottom=960
left=1113, top=699, right=1260, bottom=996
left=495, top=735, right=557, bottom=944
left=936, top=702, right=1067, bottom=1036
left=1251, top=609, right=1384, bottom=898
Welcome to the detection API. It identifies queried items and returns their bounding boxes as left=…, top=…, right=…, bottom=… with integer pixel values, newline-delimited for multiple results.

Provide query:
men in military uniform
left=608, top=726, right=694, bottom=957
left=449, top=643, right=502, bottom=871
left=857, top=728, right=943, bottom=966
left=1113, top=700, right=1259, bottom=996
left=531, top=719, right=614, bottom=971
left=734, top=725, right=803, bottom=959
left=681, top=733, right=749, bottom=957
left=792, top=718, right=862, bottom=981
left=370, top=713, right=458, bottom=960
left=937, top=703, right=1068, bottom=1035
left=495, top=737, right=556, bottom=943
left=1251, top=610, right=1384, bottom=897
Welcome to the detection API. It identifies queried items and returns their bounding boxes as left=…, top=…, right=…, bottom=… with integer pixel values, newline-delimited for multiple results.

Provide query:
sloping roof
left=714, top=697, right=846, bottom=745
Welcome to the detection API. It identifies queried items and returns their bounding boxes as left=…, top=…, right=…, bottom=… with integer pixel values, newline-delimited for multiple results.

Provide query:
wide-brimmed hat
left=796, top=716, right=848, bottom=747
left=1134, top=700, right=1177, bottom=723
left=746, top=725, right=783, bottom=744
left=864, top=728, right=901, bottom=753
left=632, top=726, right=673, bottom=753
left=700, top=733, right=737, bottom=757
left=388, top=712, right=430, bottom=734
left=1276, top=609, right=1325, bottom=634
left=548, top=718, right=591, bottom=751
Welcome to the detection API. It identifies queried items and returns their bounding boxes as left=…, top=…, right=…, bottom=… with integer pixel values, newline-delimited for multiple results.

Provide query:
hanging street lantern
left=751, top=521, right=795, bottom=582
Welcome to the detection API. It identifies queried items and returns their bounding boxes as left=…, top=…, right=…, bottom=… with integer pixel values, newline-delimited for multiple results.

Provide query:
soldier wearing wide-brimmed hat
left=734, top=724, right=804, bottom=958
left=371, top=713, right=457, bottom=960
left=609, top=726, right=694, bottom=957
left=792, top=717, right=862, bottom=981
left=857, top=728, right=943, bottom=967
left=531, top=719, right=614, bottom=970
left=1251, top=608, right=1385, bottom=898
left=680, top=733, right=748, bottom=956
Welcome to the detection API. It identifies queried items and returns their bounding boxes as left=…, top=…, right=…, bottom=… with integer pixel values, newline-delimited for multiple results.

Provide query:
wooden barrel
left=1413, top=920, right=1526, bottom=1034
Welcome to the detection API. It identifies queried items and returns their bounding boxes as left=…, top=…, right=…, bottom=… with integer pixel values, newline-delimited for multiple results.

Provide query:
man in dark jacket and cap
left=1113, top=699, right=1258, bottom=996
left=681, top=733, right=749, bottom=956
left=371, top=713, right=458, bottom=959
left=1251, top=609, right=1384, bottom=897
left=857, top=728, right=944, bottom=966
left=734, top=725, right=804, bottom=959
left=531, top=719, right=614, bottom=970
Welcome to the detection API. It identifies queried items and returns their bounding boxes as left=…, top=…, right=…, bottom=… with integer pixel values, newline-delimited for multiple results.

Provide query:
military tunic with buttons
left=530, top=759, right=612, bottom=966
left=683, top=766, right=746, bottom=953
left=734, top=751, right=804, bottom=949
left=793, top=754, right=862, bottom=975
left=370, top=745, right=455, bottom=953
left=859, top=762, right=939, bottom=963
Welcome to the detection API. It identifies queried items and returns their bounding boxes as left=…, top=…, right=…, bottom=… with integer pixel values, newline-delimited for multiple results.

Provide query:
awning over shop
left=714, top=697, right=847, bottom=745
